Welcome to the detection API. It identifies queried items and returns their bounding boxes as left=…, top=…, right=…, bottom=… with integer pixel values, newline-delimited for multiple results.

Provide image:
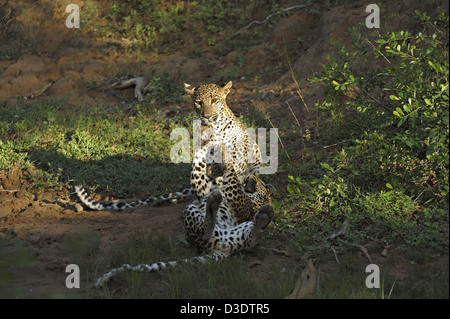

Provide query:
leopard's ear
left=184, top=83, right=196, bottom=95
left=220, top=81, right=233, bottom=97
left=265, top=183, right=277, bottom=195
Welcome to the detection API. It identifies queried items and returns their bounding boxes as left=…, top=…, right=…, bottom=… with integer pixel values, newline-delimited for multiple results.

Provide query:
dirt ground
left=0, top=0, right=448, bottom=298
left=0, top=167, right=186, bottom=298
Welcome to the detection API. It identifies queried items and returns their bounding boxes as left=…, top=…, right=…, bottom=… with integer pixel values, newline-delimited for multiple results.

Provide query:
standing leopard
left=93, top=164, right=273, bottom=288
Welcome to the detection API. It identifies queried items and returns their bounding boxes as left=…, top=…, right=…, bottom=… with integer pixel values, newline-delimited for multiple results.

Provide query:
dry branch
left=231, top=5, right=307, bottom=38
left=285, top=259, right=317, bottom=299
left=112, top=77, right=150, bottom=102
left=0, top=189, right=19, bottom=193
left=329, top=219, right=348, bottom=240
left=346, top=243, right=373, bottom=264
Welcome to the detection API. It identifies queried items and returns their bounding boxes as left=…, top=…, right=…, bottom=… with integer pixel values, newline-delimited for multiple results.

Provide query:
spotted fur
left=76, top=82, right=263, bottom=222
left=94, top=169, right=273, bottom=288
left=74, top=185, right=195, bottom=211
left=185, top=81, right=262, bottom=200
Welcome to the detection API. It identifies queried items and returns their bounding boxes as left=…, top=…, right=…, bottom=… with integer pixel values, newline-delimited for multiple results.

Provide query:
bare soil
left=0, top=167, right=184, bottom=298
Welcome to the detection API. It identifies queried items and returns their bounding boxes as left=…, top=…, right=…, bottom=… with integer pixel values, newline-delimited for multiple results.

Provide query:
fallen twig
left=323, top=139, right=354, bottom=149
left=331, top=247, right=340, bottom=264
left=285, top=259, right=317, bottom=299
left=261, top=246, right=289, bottom=256
left=0, top=189, right=19, bottom=193
left=231, top=5, right=307, bottom=38
left=329, top=219, right=348, bottom=240
left=345, top=242, right=373, bottom=264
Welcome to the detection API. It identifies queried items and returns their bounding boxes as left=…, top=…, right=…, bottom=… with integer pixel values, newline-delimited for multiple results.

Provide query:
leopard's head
left=184, top=81, right=232, bottom=125
left=243, top=173, right=273, bottom=211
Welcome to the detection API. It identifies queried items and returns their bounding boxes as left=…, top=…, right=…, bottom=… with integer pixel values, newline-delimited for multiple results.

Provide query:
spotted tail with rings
left=74, top=184, right=195, bottom=211
left=94, top=251, right=228, bottom=288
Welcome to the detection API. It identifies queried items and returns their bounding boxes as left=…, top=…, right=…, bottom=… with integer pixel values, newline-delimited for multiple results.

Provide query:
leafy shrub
left=286, top=10, right=448, bottom=249
left=308, top=9, right=448, bottom=205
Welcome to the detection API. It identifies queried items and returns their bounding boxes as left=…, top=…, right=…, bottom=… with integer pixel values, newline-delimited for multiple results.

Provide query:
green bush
left=286, top=10, right=448, bottom=249
left=309, top=9, right=448, bottom=204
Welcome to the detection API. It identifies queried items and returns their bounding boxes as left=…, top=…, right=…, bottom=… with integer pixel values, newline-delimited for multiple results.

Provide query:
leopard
left=93, top=164, right=274, bottom=288
left=184, top=81, right=262, bottom=200
left=75, top=148, right=270, bottom=224
left=75, top=81, right=266, bottom=224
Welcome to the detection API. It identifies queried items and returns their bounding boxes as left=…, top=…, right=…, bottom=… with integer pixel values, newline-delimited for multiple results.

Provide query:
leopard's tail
left=94, top=252, right=228, bottom=288
left=74, top=184, right=195, bottom=211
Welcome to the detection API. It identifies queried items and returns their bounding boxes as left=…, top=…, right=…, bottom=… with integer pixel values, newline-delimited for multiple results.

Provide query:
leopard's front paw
left=206, top=162, right=226, bottom=179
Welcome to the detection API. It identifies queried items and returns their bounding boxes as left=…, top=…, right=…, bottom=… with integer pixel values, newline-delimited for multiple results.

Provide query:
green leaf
left=272, top=199, right=281, bottom=212
left=386, top=183, right=393, bottom=189
left=395, top=107, right=405, bottom=116
left=398, top=117, right=407, bottom=127
left=424, top=98, right=432, bottom=105
left=428, top=60, right=436, bottom=70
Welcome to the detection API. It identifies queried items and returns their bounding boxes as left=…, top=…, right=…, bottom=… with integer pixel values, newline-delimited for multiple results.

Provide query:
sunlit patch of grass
left=0, top=97, right=191, bottom=197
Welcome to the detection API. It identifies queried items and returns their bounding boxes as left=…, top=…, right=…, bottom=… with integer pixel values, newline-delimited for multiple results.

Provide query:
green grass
left=0, top=97, right=192, bottom=197
left=88, top=232, right=295, bottom=298
left=0, top=235, right=34, bottom=290
left=82, top=0, right=259, bottom=53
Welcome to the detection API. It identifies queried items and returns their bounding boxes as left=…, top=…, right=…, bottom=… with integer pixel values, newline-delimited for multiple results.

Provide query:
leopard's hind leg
left=245, top=204, right=274, bottom=250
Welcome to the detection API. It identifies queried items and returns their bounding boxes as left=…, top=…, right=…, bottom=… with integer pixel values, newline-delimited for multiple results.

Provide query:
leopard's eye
left=211, top=98, right=217, bottom=104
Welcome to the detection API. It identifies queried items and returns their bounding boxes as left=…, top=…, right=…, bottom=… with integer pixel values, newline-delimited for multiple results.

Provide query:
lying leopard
left=94, top=165, right=274, bottom=288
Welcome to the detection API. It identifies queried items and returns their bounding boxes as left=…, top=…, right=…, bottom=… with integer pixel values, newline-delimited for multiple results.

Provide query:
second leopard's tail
left=74, top=184, right=195, bottom=211
left=94, top=251, right=228, bottom=288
